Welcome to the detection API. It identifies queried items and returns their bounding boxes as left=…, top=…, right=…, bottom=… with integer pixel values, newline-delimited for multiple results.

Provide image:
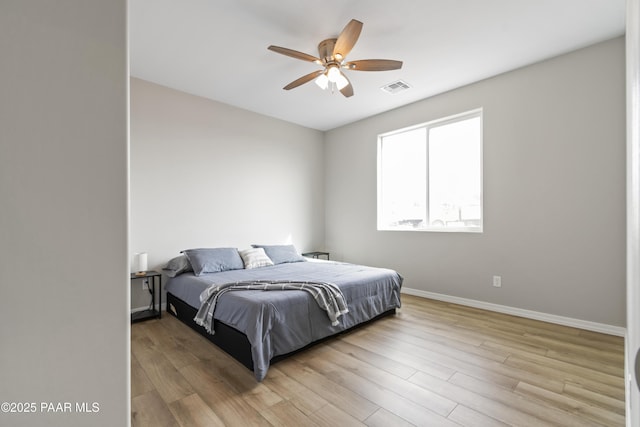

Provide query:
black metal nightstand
left=131, top=270, right=162, bottom=323
left=302, top=251, right=330, bottom=260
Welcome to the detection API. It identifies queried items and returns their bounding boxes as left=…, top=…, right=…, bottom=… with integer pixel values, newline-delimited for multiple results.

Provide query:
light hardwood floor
left=131, top=294, right=625, bottom=426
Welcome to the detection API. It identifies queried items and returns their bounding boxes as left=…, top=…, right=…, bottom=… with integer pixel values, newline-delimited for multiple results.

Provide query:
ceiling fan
left=268, top=19, right=403, bottom=98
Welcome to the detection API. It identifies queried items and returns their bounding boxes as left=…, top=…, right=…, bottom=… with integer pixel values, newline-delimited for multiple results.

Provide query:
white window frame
left=377, top=108, right=483, bottom=233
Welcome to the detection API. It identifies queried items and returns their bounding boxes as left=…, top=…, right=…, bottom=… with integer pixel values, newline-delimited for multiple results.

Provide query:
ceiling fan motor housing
left=318, top=38, right=338, bottom=63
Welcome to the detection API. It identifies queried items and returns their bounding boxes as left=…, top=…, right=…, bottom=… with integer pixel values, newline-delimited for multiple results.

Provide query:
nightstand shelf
left=130, top=270, right=162, bottom=323
left=302, top=251, right=330, bottom=260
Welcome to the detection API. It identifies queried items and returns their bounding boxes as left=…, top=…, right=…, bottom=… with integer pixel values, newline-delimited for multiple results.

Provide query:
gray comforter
left=165, top=260, right=402, bottom=381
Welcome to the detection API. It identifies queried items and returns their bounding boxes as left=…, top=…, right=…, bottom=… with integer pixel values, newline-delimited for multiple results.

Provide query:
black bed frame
left=166, top=291, right=396, bottom=374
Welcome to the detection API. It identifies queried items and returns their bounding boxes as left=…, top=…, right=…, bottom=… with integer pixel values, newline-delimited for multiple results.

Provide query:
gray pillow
left=182, top=248, right=244, bottom=276
left=162, top=254, right=192, bottom=278
left=251, top=244, right=305, bottom=265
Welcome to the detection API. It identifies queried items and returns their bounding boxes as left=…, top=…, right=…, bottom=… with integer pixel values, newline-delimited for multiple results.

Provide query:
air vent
left=381, top=80, right=411, bottom=94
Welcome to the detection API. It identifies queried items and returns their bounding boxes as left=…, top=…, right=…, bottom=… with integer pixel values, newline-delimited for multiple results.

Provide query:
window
left=377, top=109, right=482, bottom=232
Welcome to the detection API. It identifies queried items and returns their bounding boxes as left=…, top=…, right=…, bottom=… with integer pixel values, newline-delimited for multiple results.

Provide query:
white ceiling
left=129, top=0, right=625, bottom=131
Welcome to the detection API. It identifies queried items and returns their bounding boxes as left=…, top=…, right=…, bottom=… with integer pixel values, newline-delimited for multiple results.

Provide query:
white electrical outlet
left=493, top=275, right=502, bottom=288
left=142, top=279, right=149, bottom=291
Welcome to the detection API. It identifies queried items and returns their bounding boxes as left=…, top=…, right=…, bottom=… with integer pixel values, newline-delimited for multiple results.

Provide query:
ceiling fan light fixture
left=335, top=72, right=349, bottom=90
left=315, top=73, right=329, bottom=90
left=327, top=65, right=341, bottom=83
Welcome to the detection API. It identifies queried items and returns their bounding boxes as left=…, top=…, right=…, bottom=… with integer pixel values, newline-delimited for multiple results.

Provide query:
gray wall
left=130, top=78, right=325, bottom=308
left=325, top=37, right=626, bottom=326
left=0, top=2, right=128, bottom=426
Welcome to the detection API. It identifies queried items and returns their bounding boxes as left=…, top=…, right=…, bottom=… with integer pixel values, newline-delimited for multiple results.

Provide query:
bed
left=163, top=246, right=403, bottom=381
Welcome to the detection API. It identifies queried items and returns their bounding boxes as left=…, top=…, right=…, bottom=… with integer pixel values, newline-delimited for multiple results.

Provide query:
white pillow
left=239, top=247, right=274, bottom=269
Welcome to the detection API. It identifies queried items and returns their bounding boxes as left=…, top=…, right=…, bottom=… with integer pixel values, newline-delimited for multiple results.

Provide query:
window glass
left=377, top=110, right=482, bottom=232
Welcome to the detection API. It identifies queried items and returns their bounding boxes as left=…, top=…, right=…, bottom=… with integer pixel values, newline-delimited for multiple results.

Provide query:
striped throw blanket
left=194, top=280, right=349, bottom=334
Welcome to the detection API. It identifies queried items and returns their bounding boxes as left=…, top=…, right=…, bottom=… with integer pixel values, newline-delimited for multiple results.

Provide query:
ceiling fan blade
left=268, top=45, right=321, bottom=63
left=283, top=70, right=324, bottom=90
left=344, top=59, right=403, bottom=71
left=339, top=74, right=354, bottom=98
left=333, top=19, right=363, bottom=59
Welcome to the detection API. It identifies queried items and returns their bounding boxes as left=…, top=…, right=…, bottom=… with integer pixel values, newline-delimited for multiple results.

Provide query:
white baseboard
left=401, top=287, right=625, bottom=337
